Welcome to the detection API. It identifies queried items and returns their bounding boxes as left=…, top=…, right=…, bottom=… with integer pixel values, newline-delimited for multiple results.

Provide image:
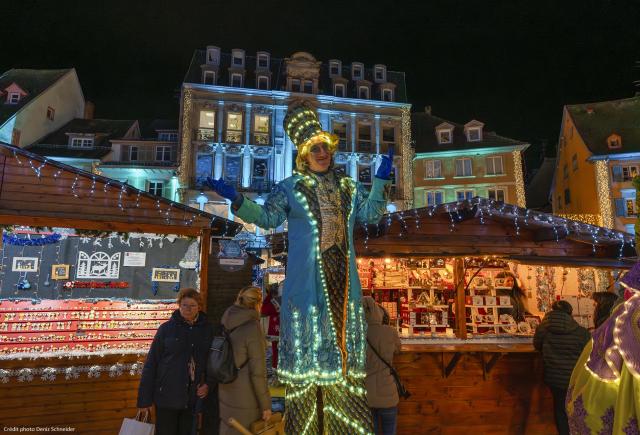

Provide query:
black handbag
left=366, top=338, right=411, bottom=399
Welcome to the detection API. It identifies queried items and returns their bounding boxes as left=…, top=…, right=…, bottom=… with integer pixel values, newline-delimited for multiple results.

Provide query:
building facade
left=0, top=69, right=85, bottom=148
left=552, top=95, right=640, bottom=233
left=29, top=118, right=180, bottom=200
left=412, top=109, right=528, bottom=208
left=177, top=47, right=413, bottom=220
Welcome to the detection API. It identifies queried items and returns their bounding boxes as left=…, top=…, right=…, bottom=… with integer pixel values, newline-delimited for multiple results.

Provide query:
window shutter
left=615, top=198, right=626, bottom=216
left=612, top=166, right=623, bottom=182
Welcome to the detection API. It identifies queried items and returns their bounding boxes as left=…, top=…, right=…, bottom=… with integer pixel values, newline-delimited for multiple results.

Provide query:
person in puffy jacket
left=137, top=288, right=213, bottom=435
left=363, top=296, right=401, bottom=435
left=533, top=300, right=590, bottom=435
left=219, top=286, right=271, bottom=434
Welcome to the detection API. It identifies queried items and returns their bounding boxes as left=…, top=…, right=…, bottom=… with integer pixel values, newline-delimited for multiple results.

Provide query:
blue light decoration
left=3, top=233, right=62, bottom=246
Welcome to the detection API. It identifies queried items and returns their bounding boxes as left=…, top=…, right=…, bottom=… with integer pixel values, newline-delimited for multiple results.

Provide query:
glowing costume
left=233, top=103, right=390, bottom=434
left=566, top=264, right=640, bottom=434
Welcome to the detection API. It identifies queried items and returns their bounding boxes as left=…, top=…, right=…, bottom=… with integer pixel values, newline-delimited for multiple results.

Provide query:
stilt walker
left=207, top=101, right=393, bottom=434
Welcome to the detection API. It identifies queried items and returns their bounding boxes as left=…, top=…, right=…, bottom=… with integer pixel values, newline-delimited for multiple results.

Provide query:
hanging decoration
left=150, top=266, right=181, bottom=295
left=577, top=268, right=596, bottom=297
left=63, top=281, right=129, bottom=289
left=536, top=266, right=556, bottom=312
left=2, top=233, right=62, bottom=246
left=218, top=239, right=247, bottom=272
left=0, top=362, right=144, bottom=383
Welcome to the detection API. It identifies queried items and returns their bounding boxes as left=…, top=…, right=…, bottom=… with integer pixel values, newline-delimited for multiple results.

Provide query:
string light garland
left=512, top=150, right=526, bottom=208
left=401, top=107, right=413, bottom=210
left=595, top=160, right=614, bottom=228
left=177, top=88, right=193, bottom=199
left=2, top=233, right=62, bottom=246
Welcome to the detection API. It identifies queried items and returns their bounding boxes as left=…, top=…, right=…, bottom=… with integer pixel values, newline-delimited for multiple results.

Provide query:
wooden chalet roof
left=0, top=142, right=241, bottom=237
left=353, top=198, right=636, bottom=265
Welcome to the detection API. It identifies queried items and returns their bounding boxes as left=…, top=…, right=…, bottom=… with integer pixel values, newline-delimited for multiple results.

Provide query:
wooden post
left=454, top=257, right=467, bottom=339
left=199, top=228, right=212, bottom=312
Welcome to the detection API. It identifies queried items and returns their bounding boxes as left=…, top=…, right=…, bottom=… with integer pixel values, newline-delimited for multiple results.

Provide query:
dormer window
left=464, top=120, right=484, bottom=142
left=231, top=49, right=245, bottom=66
left=70, top=137, right=94, bottom=148
left=257, top=52, right=270, bottom=69
left=257, top=75, right=269, bottom=90
left=230, top=73, right=243, bottom=87
left=158, top=132, right=178, bottom=142
left=203, top=70, right=215, bottom=85
left=352, top=63, right=364, bottom=80
left=7, top=92, right=20, bottom=104
left=290, top=79, right=301, bottom=93
left=329, top=60, right=341, bottom=76
left=358, top=86, right=369, bottom=99
left=608, top=133, right=622, bottom=149
left=334, top=83, right=345, bottom=98
left=382, top=89, right=393, bottom=102
left=206, top=46, right=220, bottom=65
left=435, top=123, right=454, bottom=144
left=374, top=64, right=386, bottom=82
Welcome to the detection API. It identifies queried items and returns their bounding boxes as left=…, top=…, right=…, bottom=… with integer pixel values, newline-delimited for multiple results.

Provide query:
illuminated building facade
left=552, top=95, right=640, bottom=233
left=412, top=108, right=529, bottom=208
left=28, top=118, right=180, bottom=200
left=178, top=47, right=413, bottom=221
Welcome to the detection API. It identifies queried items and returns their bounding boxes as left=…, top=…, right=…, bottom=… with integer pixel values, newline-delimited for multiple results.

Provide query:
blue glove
left=205, top=177, right=238, bottom=201
left=375, top=147, right=394, bottom=180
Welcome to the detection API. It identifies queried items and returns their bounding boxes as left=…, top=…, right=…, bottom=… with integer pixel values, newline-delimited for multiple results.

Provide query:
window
left=424, top=160, right=442, bottom=179
left=225, top=112, right=243, bottom=143
left=223, top=155, right=242, bottom=185
left=358, top=124, right=372, bottom=152
left=130, top=146, right=139, bottom=161
left=148, top=181, right=164, bottom=197
left=257, top=76, right=269, bottom=90
left=572, top=154, right=578, bottom=171
left=254, top=114, right=270, bottom=145
left=333, top=122, right=347, bottom=151
left=612, top=165, right=638, bottom=182
left=330, top=61, right=341, bottom=76
left=382, top=89, right=393, bottom=102
left=232, top=53, right=244, bottom=66
left=438, top=129, right=452, bottom=144
left=454, top=158, right=472, bottom=177
left=7, top=93, right=20, bottom=104
left=564, top=188, right=571, bottom=205
left=358, top=86, right=369, bottom=99
left=46, top=106, right=55, bottom=121
left=615, top=197, right=637, bottom=217
left=426, top=190, right=444, bottom=207
left=488, top=188, right=505, bottom=202
left=563, top=164, right=569, bottom=180
left=626, top=199, right=636, bottom=216
left=456, top=190, right=474, bottom=201
left=257, top=54, right=269, bottom=68
left=303, top=80, right=313, bottom=94
left=251, top=158, right=269, bottom=190
left=358, top=165, right=372, bottom=185
left=467, top=127, right=481, bottom=142
left=374, top=66, right=386, bottom=81
left=199, top=110, right=216, bottom=128
left=334, top=83, right=345, bottom=98
left=291, top=79, right=301, bottom=93
left=608, top=134, right=622, bottom=149
left=231, top=73, right=243, bottom=87
left=158, top=132, right=178, bottom=142
left=382, top=127, right=395, bottom=144
left=156, top=146, right=172, bottom=161
left=203, top=71, right=215, bottom=85
left=206, top=47, right=220, bottom=64
left=70, top=137, right=94, bottom=148
left=352, top=64, right=363, bottom=80
left=486, top=156, right=504, bottom=175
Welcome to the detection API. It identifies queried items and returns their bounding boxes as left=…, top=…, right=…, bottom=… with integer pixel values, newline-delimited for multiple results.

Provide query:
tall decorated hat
left=283, top=101, right=338, bottom=170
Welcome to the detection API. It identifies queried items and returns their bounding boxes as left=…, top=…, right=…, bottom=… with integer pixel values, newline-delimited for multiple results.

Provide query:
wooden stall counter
left=394, top=339, right=556, bottom=434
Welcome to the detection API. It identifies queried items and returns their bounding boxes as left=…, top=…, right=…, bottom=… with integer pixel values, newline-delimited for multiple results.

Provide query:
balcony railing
left=380, top=141, right=396, bottom=154
left=240, top=179, right=274, bottom=193
left=196, top=128, right=216, bottom=141
left=102, top=161, right=177, bottom=167
left=225, top=130, right=243, bottom=143
left=254, top=132, right=271, bottom=145
left=192, top=177, right=273, bottom=193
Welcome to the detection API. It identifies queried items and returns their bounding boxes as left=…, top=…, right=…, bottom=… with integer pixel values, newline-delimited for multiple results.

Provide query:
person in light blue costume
left=207, top=101, right=392, bottom=434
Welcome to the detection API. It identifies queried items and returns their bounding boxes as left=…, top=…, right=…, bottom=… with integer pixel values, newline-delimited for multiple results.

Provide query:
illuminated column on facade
left=216, top=101, right=224, bottom=143
left=512, top=149, right=526, bottom=208
left=374, top=114, right=381, bottom=155
left=213, top=144, right=223, bottom=179
left=177, top=88, right=193, bottom=198
left=595, top=160, right=614, bottom=228
left=350, top=113, right=357, bottom=180
left=350, top=154, right=358, bottom=181
left=242, top=104, right=252, bottom=188
left=401, top=107, right=413, bottom=209
left=274, top=107, right=286, bottom=181
left=284, top=136, right=293, bottom=178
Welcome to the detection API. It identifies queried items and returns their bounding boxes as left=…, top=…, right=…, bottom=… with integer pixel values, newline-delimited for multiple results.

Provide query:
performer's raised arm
left=354, top=147, right=393, bottom=224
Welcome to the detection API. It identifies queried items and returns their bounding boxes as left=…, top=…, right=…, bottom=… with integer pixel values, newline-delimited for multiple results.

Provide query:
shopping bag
left=118, top=411, right=155, bottom=435
left=250, top=412, right=284, bottom=435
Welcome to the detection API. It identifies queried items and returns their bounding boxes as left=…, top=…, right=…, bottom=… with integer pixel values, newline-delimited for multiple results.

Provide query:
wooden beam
left=454, top=257, right=467, bottom=339
left=199, top=228, right=211, bottom=312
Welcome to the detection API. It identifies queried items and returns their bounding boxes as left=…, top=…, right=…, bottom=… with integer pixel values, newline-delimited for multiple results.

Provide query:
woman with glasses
left=137, top=288, right=213, bottom=435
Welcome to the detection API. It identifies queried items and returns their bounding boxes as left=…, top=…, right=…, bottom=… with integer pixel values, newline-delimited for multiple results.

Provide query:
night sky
left=4, top=0, right=640, bottom=172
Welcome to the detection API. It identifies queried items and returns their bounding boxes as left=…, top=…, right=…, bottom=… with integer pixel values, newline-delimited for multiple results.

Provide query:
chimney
left=586, top=107, right=594, bottom=115
left=84, top=101, right=95, bottom=120
left=424, top=105, right=432, bottom=115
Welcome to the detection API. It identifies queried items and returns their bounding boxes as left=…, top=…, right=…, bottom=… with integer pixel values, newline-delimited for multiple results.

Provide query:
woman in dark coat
left=137, top=288, right=213, bottom=435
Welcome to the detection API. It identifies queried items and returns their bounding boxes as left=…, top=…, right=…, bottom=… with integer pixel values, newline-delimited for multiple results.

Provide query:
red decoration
left=63, top=281, right=129, bottom=289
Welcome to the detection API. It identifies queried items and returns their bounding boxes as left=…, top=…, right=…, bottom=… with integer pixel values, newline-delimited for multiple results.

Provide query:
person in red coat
left=261, top=283, right=281, bottom=369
